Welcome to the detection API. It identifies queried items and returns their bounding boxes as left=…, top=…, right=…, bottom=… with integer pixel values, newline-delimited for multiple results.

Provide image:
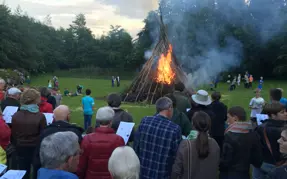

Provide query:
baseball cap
left=8, top=87, right=22, bottom=95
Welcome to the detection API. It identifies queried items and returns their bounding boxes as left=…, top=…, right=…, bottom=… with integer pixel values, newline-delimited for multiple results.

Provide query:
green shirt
left=171, top=109, right=192, bottom=136
left=173, top=91, right=191, bottom=114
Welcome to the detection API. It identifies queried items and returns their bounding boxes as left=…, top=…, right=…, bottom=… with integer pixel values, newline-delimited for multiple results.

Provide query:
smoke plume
left=147, top=0, right=287, bottom=88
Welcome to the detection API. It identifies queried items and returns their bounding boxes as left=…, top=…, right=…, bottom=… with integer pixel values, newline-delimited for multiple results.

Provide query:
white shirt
left=249, top=97, right=265, bottom=117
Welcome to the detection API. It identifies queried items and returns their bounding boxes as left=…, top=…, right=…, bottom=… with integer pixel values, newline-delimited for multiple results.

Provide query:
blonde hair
left=20, top=89, right=41, bottom=105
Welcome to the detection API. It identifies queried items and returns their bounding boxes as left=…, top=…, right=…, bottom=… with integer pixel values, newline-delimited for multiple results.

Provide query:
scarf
left=225, top=122, right=252, bottom=134
left=187, top=130, right=199, bottom=140
left=20, top=104, right=39, bottom=113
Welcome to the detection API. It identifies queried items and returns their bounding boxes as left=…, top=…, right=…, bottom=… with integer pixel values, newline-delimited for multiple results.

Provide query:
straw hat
left=192, top=90, right=212, bottom=106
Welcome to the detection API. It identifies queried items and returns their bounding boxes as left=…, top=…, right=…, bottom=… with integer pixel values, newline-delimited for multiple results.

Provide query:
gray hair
left=0, top=79, right=5, bottom=84
left=155, top=97, right=173, bottom=113
left=40, top=131, right=79, bottom=169
left=108, top=146, right=140, bottom=179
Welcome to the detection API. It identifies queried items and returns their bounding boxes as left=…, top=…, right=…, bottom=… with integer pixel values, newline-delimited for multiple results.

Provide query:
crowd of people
left=0, top=77, right=287, bottom=179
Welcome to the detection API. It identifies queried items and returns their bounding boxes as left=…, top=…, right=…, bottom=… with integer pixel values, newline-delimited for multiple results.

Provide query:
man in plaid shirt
left=134, top=97, right=182, bottom=179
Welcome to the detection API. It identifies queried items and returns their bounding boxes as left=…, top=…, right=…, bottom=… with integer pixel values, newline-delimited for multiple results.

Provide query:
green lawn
left=31, top=75, right=287, bottom=128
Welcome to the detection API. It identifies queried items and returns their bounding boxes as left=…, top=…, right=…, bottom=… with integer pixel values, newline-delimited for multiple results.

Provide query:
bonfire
left=123, top=15, right=187, bottom=104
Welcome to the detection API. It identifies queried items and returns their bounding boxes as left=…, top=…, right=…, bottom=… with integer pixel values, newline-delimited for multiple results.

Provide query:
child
left=82, top=89, right=95, bottom=130
left=48, top=80, right=52, bottom=88
left=229, top=77, right=236, bottom=91
left=258, top=77, right=264, bottom=90
left=237, top=74, right=241, bottom=86
left=249, top=75, right=254, bottom=89
left=220, top=106, right=262, bottom=179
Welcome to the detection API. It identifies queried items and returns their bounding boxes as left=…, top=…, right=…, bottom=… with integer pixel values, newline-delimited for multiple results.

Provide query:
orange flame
left=156, top=44, right=175, bottom=85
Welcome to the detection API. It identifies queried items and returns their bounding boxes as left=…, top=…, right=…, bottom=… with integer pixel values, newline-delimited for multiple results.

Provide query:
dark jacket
left=77, top=127, right=125, bottom=179
left=173, top=91, right=191, bottom=114
left=97, top=108, right=135, bottom=142
left=187, top=105, right=215, bottom=122
left=47, top=96, right=56, bottom=109
left=11, top=110, right=47, bottom=147
left=171, top=109, right=192, bottom=136
left=256, top=119, right=287, bottom=165
left=210, top=101, right=227, bottom=137
left=220, top=131, right=262, bottom=178
left=1, top=97, right=20, bottom=112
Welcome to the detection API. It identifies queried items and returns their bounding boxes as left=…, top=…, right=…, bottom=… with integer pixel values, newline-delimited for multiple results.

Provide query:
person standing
left=11, top=89, right=47, bottom=179
left=77, top=106, right=125, bottom=179
left=266, top=127, right=287, bottom=178
left=258, top=77, right=264, bottom=90
left=249, top=89, right=265, bottom=126
left=0, top=79, right=6, bottom=102
left=111, top=76, right=115, bottom=87
left=173, top=82, right=191, bottom=114
left=116, top=76, right=120, bottom=87
left=39, top=87, right=53, bottom=113
left=220, top=106, right=262, bottom=179
left=1, top=87, right=21, bottom=111
left=210, top=92, right=227, bottom=150
left=249, top=75, right=254, bottom=89
left=37, top=132, right=80, bottom=179
left=171, top=111, right=220, bottom=179
left=253, top=102, right=287, bottom=178
left=237, top=74, right=241, bottom=86
left=134, top=97, right=182, bottom=179
left=33, top=105, right=84, bottom=179
left=82, top=89, right=95, bottom=130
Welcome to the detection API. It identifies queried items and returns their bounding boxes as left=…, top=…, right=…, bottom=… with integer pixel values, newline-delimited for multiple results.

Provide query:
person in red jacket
left=77, top=106, right=125, bottom=179
left=0, top=115, right=11, bottom=150
left=39, top=87, right=53, bottom=113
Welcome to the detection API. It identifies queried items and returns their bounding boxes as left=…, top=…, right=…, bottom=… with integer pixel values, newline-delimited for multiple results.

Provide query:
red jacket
left=39, top=97, right=53, bottom=113
left=77, top=127, right=125, bottom=179
left=0, top=116, right=11, bottom=150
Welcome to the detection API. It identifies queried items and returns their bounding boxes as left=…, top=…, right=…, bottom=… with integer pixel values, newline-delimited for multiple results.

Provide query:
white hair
left=40, top=131, right=79, bottom=169
left=108, top=146, right=140, bottom=179
left=0, top=79, right=5, bottom=84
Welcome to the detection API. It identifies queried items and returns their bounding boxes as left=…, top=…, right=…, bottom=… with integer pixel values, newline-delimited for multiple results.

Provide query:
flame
left=156, top=44, right=175, bottom=85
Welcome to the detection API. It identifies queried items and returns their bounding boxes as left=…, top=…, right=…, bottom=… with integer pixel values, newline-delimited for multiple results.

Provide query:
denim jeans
left=252, top=163, right=275, bottom=179
left=84, top=115, right=92, bottom=130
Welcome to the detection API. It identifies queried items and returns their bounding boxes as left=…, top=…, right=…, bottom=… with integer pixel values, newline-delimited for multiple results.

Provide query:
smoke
left=147, top=0, right=287, bottom=88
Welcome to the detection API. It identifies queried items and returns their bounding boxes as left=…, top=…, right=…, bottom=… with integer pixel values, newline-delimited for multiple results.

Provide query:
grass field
left=31, top=75, right=287, bottom=128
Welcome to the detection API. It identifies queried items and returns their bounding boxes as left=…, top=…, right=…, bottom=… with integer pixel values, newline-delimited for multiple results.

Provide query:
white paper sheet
left=186, top=108, right=191, bottom=112
left=116, top=122, right=135, bottom=144
left=256, top=114, right=268, bottom=125
left=0, top=164, right=7, bottom=175
left=43, top=113, right=54, bottom=125
left=2, top=106, right=18, bottom=123
left=0, top=170, right=26, bottom=179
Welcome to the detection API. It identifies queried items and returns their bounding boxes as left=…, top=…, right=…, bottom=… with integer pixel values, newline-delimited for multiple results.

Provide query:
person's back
left=82, top=96, right=94, bottom=115
left=134, top=115, right=182, bottom=179
left=173, top=91, right=191, bottom=113
left=220, top=131, right=262, bottom=177
left=220, top=106, right=262, bottom=179
left=77, top=127, right=124, bottom=179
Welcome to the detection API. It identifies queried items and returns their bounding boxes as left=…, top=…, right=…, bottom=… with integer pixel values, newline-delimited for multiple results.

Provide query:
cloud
left=5, top=0, right=158, bottom=37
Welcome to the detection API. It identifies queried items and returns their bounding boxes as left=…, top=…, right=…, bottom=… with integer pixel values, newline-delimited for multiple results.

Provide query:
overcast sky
left=6, top=0, right=158, bottom=37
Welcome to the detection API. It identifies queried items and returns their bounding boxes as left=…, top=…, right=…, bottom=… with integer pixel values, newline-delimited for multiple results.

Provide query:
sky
left=5, top=0, right=158, bottom=37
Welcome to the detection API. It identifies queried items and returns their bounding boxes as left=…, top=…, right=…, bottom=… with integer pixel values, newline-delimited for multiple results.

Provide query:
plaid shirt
left=134, top=114, right=182, bottom=179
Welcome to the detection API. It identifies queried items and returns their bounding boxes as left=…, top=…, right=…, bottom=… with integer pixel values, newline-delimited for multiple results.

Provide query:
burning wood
left=122, top=14, right=187, bottom=104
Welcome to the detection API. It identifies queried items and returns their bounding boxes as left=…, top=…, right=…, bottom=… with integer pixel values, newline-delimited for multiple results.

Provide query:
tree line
left=1, top=2, right=287, bottom=78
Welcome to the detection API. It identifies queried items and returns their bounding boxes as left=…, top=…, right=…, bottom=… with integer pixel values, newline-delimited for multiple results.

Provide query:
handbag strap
left=187, top=140, right=191, bottom=179
left=263, top=127, right=273, bottom=155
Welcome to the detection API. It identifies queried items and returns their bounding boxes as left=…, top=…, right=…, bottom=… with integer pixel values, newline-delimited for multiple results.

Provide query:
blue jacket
left=37, top=168, right=78, bottom=179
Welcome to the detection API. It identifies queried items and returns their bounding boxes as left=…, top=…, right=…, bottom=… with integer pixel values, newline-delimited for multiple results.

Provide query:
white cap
left=8, top=87, right=22, bottom=95
left=96, top=106, right=115, bottom=121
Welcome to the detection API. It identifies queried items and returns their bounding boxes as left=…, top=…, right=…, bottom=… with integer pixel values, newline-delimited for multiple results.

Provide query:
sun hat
left=192, top=90, right=212, bottom=106
left=8, top=87, right=22, bottom=95
left=96, top=106, right=115, bottom=121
